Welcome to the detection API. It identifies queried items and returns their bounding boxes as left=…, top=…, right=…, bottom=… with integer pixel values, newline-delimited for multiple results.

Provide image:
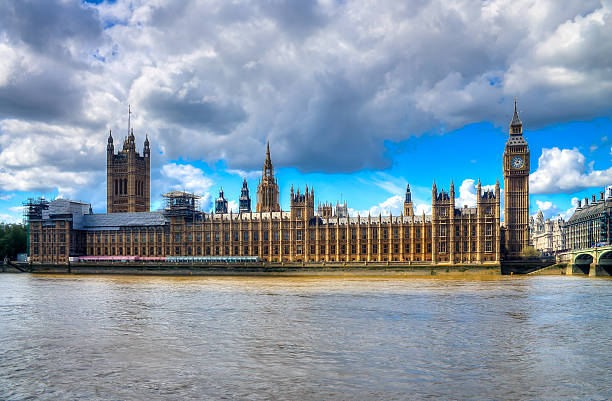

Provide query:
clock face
left=511, top=156, right=524, bottom=169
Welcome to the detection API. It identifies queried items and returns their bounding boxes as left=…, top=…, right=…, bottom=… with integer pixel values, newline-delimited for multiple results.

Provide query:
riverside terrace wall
left=15, top=261, right=504, bottom=277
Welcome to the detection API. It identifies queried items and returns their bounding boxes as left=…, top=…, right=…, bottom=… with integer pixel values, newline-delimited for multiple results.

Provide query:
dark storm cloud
left=143, top=90, right=247, bottom=134
left=0, top=0, right=103, bottom=58
left=267, top=72, right=391, bottom=172
left=257, top=0, right=329, bottom=39
left=0, top=0, right=105, bottom=124
left=0, top=69, right=83, bottom=122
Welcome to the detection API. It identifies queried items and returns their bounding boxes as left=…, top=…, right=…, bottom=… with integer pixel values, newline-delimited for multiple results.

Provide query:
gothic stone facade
left=27, top=105, right=533, bottom=264
left=106, top=128, right=150, bottom=213
left=530, top=210, right=568, bottom=255
left=503, top=101, right=530, bottom=257
left=27, top=184, right=500, bottom=264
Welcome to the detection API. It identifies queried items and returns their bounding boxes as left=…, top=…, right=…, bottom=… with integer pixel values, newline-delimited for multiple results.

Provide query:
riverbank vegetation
left=0, top=224, right=27, bottom=260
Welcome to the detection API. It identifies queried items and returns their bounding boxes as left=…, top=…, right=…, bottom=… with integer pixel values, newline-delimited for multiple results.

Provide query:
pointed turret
left=215, top=187, right=228, bottom=214
left=125, top=127, right=136, bottom=153
left=107, top=130, right=114, bottom=154
left=239, top=178, right=251, bottom=213
left=404, top=183, right=414, bottom=217
left=143, top=134, right=150, bottom=157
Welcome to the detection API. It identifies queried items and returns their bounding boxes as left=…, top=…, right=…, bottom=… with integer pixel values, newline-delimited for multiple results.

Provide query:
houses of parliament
left=26, top=104, right=531, bottom=264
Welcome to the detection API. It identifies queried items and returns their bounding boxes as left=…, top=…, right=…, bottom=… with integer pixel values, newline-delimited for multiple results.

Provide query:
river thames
left=1, top=274, right=611, bottom=400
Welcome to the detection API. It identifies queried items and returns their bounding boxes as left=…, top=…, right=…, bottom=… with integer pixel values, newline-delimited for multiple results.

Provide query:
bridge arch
left=573, top=252, right=594, bottom=265
left=598, top=250, right=612, bottom=265
left=572, top=253, right=593, bottom=275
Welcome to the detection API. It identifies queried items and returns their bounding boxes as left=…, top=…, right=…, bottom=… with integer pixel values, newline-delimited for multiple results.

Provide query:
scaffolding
left=23, top=197, right=49, bottom=222
left=162, top=191, right=201, bottom=220
left=22, top=198, right=49, bottom=258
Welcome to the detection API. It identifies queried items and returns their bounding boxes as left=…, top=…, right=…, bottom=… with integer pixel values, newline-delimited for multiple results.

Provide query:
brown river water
left=1, top=274, right=611, bottom=400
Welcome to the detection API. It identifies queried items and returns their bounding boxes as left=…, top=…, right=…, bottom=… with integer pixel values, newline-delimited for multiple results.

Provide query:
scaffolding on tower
left=162, top=191, right=201, bottom=221
left=22, top=197, right=49, bottom=257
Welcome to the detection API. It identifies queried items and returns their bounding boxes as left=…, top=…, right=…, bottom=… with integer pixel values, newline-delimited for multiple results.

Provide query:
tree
left=521, top=245, right=541, bottom=258
left=0, top=224, right=27, bottom=260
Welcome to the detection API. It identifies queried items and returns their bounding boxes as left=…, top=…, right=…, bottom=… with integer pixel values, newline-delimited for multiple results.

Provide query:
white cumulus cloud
left=161, top=163, right=213, bottom=195
left=530, top=147, right=612, bottom=194
left=535, top=200, right=554, bottom=211
left=455, top=179, right=502, bottom=208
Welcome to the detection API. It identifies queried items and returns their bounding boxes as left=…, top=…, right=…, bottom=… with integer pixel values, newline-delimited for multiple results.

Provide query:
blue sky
left=0, top=0, right=610, bottom=223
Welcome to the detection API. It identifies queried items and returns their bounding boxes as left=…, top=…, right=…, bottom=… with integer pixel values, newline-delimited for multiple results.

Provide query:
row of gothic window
left=114, top=179, right=145, bottom=196
left=83, top=241, right=495, bottom=258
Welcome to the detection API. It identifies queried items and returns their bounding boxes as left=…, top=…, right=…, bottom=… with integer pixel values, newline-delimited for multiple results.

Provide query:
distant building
left=335, top=201, right=348, bottom=218
left=530, top=210, right=567, bottom=254
left=567, top=190, right=612, bottom=250
left=404, top=184, right=414, bottom=217
left=215, top=189, right=228, bottom=214
left=239, top=179, right=252, bottom=213
left=317, top=200, right=348, bottom=219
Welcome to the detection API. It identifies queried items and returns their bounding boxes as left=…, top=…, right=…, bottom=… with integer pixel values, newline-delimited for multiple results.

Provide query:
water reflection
left=1, top=275, right=611, bottom=400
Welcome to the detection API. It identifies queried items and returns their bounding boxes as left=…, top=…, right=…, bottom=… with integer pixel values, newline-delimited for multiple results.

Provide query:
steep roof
left=510, top=100, right=522, bottom=127
left=74, top=212, right=168, bottom=230
left=568, top=202, right=610, bottom=223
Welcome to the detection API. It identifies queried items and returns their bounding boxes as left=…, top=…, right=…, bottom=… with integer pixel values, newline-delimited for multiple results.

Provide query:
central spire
left=263, top=140, right=274, bottom=177
left=256, top=140, right=280, bottom=212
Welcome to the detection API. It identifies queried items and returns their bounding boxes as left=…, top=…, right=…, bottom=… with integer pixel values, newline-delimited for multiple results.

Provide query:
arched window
left=114, top=179, right=118, bottom=195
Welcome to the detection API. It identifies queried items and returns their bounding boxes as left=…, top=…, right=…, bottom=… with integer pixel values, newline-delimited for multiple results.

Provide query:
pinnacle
left=511, top=98, right=522, bottom=127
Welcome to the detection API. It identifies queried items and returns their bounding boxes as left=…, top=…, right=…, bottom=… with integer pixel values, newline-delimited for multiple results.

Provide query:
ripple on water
left=0, top=274, right=611, bottom=400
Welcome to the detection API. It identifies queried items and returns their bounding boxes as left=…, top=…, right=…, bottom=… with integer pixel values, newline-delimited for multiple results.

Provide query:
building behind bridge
left=567, top=189, right=612, bottom=250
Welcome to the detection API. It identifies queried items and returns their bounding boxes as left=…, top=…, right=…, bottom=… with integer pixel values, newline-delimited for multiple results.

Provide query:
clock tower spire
left=503, top=99, right=530, bottom=257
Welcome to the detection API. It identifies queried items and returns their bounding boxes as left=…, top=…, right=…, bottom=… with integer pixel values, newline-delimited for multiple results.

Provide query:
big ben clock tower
left=503, top=100, right=530, bottom=257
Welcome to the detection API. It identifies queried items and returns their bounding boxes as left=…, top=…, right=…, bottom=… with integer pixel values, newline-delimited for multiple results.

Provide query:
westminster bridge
left=567, top=244, right=612, bottom=276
